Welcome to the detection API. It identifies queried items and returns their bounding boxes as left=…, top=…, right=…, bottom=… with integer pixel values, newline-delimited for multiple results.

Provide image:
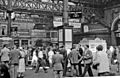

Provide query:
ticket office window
left=21, top=40, right=28, bottom=46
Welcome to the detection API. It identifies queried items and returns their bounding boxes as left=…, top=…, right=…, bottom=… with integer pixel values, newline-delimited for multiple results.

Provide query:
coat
left=48, top=50, right=54, bottom=64
left=83, top=49, right=93, bottom=64
left=52, top=53, right=63, bottom=71
left=94, top=51, right=110, bottom=73
left=1, top=47, right=10, bottom=62
left=18, top=50, right=26, bottom=72
left=68, top=49, right=81, bottom=64
left=9, top=49, right=21, bottom=65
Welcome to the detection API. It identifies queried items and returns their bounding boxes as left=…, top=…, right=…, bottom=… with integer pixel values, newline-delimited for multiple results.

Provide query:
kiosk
left=58, top=25, right=73, bottom=49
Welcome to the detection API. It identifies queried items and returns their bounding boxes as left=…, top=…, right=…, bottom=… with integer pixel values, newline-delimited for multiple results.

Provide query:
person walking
left=93, top=45, right=110, bottom=76
left=78, top=45, right=84, bottom=76
left=31, top=48, right=38, bottom=69
left=48, top=47, right=54, bottom=68
left=9, top=45, right=21, bottom=78
left=66, top=48, right=72, bottom=72
left=35, top=47, right=44, bottom=73
left=112, top=46, right=119, bottom=72
left=23, top=46, right=29, bottom=66
left=68, top=45, right=82, bottom=77
left=59, top=46, right=67, bottom=76
left=52, top=50, right=64, bottom=78
left=81, top=45, right=93, bottom=77
left=17, top=47, right=26, bottom=77
left=0, top=44, right=10, bottom=68
left=106, top=46, right=114, bottom=69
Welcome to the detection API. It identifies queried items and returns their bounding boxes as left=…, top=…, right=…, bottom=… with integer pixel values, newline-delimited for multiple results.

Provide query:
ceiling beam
left=1, top=0, right=6, bottom=6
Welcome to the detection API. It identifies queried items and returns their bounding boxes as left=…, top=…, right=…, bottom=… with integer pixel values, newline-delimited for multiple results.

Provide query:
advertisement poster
left=59, top=29, right=63, bottom=41
left=89, top=38, right=107, bottom=53
left=0, top=24, right=7, bottom=36
left=65, top=29, right=72, bottom=41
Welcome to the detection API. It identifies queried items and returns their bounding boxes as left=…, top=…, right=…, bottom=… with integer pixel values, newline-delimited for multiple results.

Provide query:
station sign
left=53, top=16, right=81, bottom=28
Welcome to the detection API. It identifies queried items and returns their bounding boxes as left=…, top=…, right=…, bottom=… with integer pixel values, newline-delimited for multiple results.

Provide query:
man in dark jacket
left=78, top=45, right=84, bottom=76
left=52, top=50, right=64, bottom=78
left=59, top=46, right=67, bottom=76
left=0, top=63, right=10, bottom=78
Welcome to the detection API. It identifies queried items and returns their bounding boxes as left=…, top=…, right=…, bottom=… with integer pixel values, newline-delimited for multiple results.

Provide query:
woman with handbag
left=93, top=45, right=110, bottom=76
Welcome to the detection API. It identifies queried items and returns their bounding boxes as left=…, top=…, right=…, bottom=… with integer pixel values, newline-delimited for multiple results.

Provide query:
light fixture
left=91, top=13, right=95, bottom=17
left=92, top=0, right=95, bottom=18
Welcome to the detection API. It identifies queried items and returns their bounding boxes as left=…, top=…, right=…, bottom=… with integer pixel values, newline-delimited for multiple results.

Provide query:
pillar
left=7, top=0, right=12, bottom=37
left=57, top=0, right=73, bottom=49
left=63, top=0, right=68, bottom=24
left=58, top=26, right=73, bottom=49
left=111, top=31, right=117, bottom=46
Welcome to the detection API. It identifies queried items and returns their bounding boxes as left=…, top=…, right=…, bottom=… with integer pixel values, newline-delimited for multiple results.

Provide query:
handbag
left=92, top=63, right=99, bottom=70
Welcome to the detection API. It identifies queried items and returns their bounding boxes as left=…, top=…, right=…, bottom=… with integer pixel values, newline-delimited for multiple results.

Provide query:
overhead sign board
left=53, top=16, right=81, bottom=28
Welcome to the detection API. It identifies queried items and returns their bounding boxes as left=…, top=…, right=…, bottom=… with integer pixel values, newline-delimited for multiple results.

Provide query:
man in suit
left=52, top=50, right=64, bottom=78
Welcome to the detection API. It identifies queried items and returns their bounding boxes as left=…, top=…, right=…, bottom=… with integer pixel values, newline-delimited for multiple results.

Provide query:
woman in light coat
left=17, top=47, right=26, bottom=77
left=93, top=45, right=110, bottom=76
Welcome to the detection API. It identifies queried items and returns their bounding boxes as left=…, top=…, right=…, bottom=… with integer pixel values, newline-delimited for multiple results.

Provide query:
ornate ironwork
left=0, top=0, right=105, bottom=18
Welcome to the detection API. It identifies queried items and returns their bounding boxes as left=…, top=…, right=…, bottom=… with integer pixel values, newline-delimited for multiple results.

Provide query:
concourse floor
left=24, top=64, right=120, bottom=78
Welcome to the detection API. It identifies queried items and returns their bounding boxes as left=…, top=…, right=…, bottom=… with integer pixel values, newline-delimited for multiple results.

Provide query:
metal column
left=63, top=0, right=68, bottom=25
left=7, top=0, right=12, bottom=37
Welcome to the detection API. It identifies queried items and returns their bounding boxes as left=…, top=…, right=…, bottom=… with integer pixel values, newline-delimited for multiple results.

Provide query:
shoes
left=44, top=71, right=48, bottom=73
left=35, top=71, right=38, bottom=73
left=109, top=72, right=116, bottom=76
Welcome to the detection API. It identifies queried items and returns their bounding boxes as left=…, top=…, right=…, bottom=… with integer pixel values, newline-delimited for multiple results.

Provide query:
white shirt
left=38, top=51, right=43, bottom=58
left=67, top=49, right=71, bottom=56
left=48, top=50, right=54, bottom=59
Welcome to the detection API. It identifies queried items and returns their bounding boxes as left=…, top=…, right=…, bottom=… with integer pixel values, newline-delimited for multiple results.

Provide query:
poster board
left=79, top=38, right=107, bottom=60
left=89, top=38, right=107, bottom=53
left=58, top=29, right=63, bottom=41
left=0, top=24, right=7, bottom=36
left=65, top=29, right=72, bottom=41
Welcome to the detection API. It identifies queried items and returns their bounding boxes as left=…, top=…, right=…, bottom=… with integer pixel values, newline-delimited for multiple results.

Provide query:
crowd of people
left=0, top=43, right=120, bottom=78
